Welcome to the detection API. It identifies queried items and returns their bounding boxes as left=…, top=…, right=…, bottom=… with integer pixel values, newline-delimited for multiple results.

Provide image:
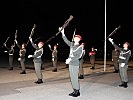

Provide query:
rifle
left=26, top=24, right=37, bottom=45
left=3, top=36, right=10, bottom=46
left=45, top=15, right=74, bottom=43
left=14, top=30, right=18, bottom=46
left=106, top=25, right=121, bottom=40
left=72, top=28, right=76, bottom=42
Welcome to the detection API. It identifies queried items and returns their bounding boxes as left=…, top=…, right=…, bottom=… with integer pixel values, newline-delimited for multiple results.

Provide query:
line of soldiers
left=2, top=26, right=131, bottom=97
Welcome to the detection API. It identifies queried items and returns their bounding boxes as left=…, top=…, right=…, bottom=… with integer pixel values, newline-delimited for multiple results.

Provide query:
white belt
left=119, top=56, right=126, bottom=60
left=9, top=54, right=13, bottom=55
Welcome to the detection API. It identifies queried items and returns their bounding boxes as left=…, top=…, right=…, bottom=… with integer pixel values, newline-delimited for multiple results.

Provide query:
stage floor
left=0, top=60, right=133, bottom=100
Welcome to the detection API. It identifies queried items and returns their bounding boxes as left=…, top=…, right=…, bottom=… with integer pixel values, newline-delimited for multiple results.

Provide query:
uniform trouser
left=20, top=59, right=25, bottom=71
left=119, top=64, right=128, bottom=82
left=79, top=61, right=84, bottom=75
left=90, top=58, right=95, bottom=67
left=52, top=61, right=57, bottom=69
left=34, top=63, right=43, bottom=79
left=113, top=59, right=119, bottom=70
left=113, top=61, right=119, bottom=70
left=9, top=55, right=13, bottom=67
left=69, top=64, right=80, bottom=90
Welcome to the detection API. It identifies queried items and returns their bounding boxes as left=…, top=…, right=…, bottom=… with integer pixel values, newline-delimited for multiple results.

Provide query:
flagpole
left=104, top=0, right=106, bottom=72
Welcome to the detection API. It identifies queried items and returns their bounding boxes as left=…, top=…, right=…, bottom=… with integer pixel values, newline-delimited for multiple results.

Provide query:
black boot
left=20, top=70, right=26, bottom=74
left=69, top=89, right=80, bottom=97
left=123, top=82, right=128, bottom=88
left=90, top=67, right=95, bottom=70
left=69, top=91, right=75, bottom=96
left=72, top=89, right=80, bottom=97
left=52, top=68, right=57, bottom=72
left=78, top=75, right=84, bottom=79
left=113, top=70, right=119, bottom=73
left=119, top=81, right=124, bottom=87
left=34, top=79, right=43, bottom=84
left=8, top=67, right=13, bottom=70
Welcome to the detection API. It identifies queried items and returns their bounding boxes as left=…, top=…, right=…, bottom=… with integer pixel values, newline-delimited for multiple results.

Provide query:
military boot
left=69, top=89, right=80, bottom=97
left=34, top=79, right=43, bottom=84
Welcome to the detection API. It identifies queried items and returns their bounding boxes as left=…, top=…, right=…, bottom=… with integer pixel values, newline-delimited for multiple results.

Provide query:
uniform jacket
left=113, top=43, right=131, bottom=65
left=62, top=34, right=83, bottom=66
left=79, top=49, right=85, bottom=63
left=16, top=42, right=26, bottom=59
left=112, top=49, right=120, bottom=60
left=4, top=45, right=14, bottom=56
left=49, top=46, right=57, bottom=62
left=31, top=41, right=43, bottom=63
left=89, top=51, right=96, bottom=60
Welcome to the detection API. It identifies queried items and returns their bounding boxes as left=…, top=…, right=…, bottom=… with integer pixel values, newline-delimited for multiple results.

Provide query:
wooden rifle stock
left=45, top=15, right=74, bottom=43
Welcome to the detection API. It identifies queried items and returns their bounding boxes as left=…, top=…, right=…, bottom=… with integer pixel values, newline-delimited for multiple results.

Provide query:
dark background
left=0, top=0, right=133, bottom=65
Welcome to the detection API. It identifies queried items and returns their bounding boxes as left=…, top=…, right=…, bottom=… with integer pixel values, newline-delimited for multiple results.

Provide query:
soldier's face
left=54, top=46, right=57, bottom=49
left=38, top=43, right=43, bottom=48
left=22, top=44, right=25, bottom=49
left=11, top=45, right=14, bottom=48
left=74, top=37, right=80, bottom=43
left=123, top=43, right=128, bottom=48
left=92, top=48, right=94, bottom=51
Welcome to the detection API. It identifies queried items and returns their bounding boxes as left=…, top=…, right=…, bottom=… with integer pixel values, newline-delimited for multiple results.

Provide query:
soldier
left=48, top=44, right=58, bottom=72
left=59, top=27, right=83, bottom=97
left=89, top=47, right=96, bottom=69
left=78, top=43, right=85, bottom=79
left=108, top=38, right=131, bottom=88
left=15, top=39, right=26, bottom=74
left=112, top=48, right=120, bottom=73
left=3, top=43, right=15, bottom=70
left=28, top=37, right=44, bottom=84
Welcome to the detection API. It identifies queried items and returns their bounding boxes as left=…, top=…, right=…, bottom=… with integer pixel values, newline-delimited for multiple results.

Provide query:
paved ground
left=0, top=60, right=133, bottom=100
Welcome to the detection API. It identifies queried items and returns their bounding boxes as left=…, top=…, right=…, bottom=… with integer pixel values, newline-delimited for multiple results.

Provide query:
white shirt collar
left=74, top=42, right=79, bottom=45
left=124, top=48, right=128, bottom=50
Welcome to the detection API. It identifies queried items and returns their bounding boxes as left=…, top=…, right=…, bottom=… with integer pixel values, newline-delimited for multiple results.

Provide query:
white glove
left=120, top=63, right=125, bottom=67
left=3, top=43, right=6, bottom=46
left=14, top=40, right=17, bottom=44
left=29, top=37, right=33, bottom=42
left=52, top=58, right=54, bottom=61
left=4, top=51, right=7, bottom=53
left=108, top=38, right=114, bottom=44
left=18, top=58, right=21, bottom=61
left=48, top=44, right=51, bottom=48
left=95, top=49, right=97, bottom=51
left=59, top=27, right=65, bottom=36
left=65, top=58, right=72, bottom=64
left=28, top=55, right=33, bottom=58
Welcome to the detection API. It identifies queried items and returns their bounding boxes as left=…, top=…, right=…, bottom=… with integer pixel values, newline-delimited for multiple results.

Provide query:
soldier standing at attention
left=78, top=43, right=85, bottom=79
left=60, top=27, right=83, bottom=97
left=48, top=44, right=58, bottom=72
left=15, top=39, right=26, bottom=74
left=28, top=37, right=44, bottom=84
left=108, top=38, right=131, bottom=88
left=112, top=48, right=120, bottom=73
left=3, top=43, right=15, bottom=70
left=89, top=47, right=96, bottom=69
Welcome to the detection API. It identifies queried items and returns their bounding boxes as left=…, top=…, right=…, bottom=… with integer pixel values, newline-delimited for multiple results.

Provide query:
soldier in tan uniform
left=78, top=43, right=85, bottom=79
left=89, top=47, right=96, bottom=69
left=112, top=48, right=120, bottom=73
left=48, top=44, right=58, bottom=72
